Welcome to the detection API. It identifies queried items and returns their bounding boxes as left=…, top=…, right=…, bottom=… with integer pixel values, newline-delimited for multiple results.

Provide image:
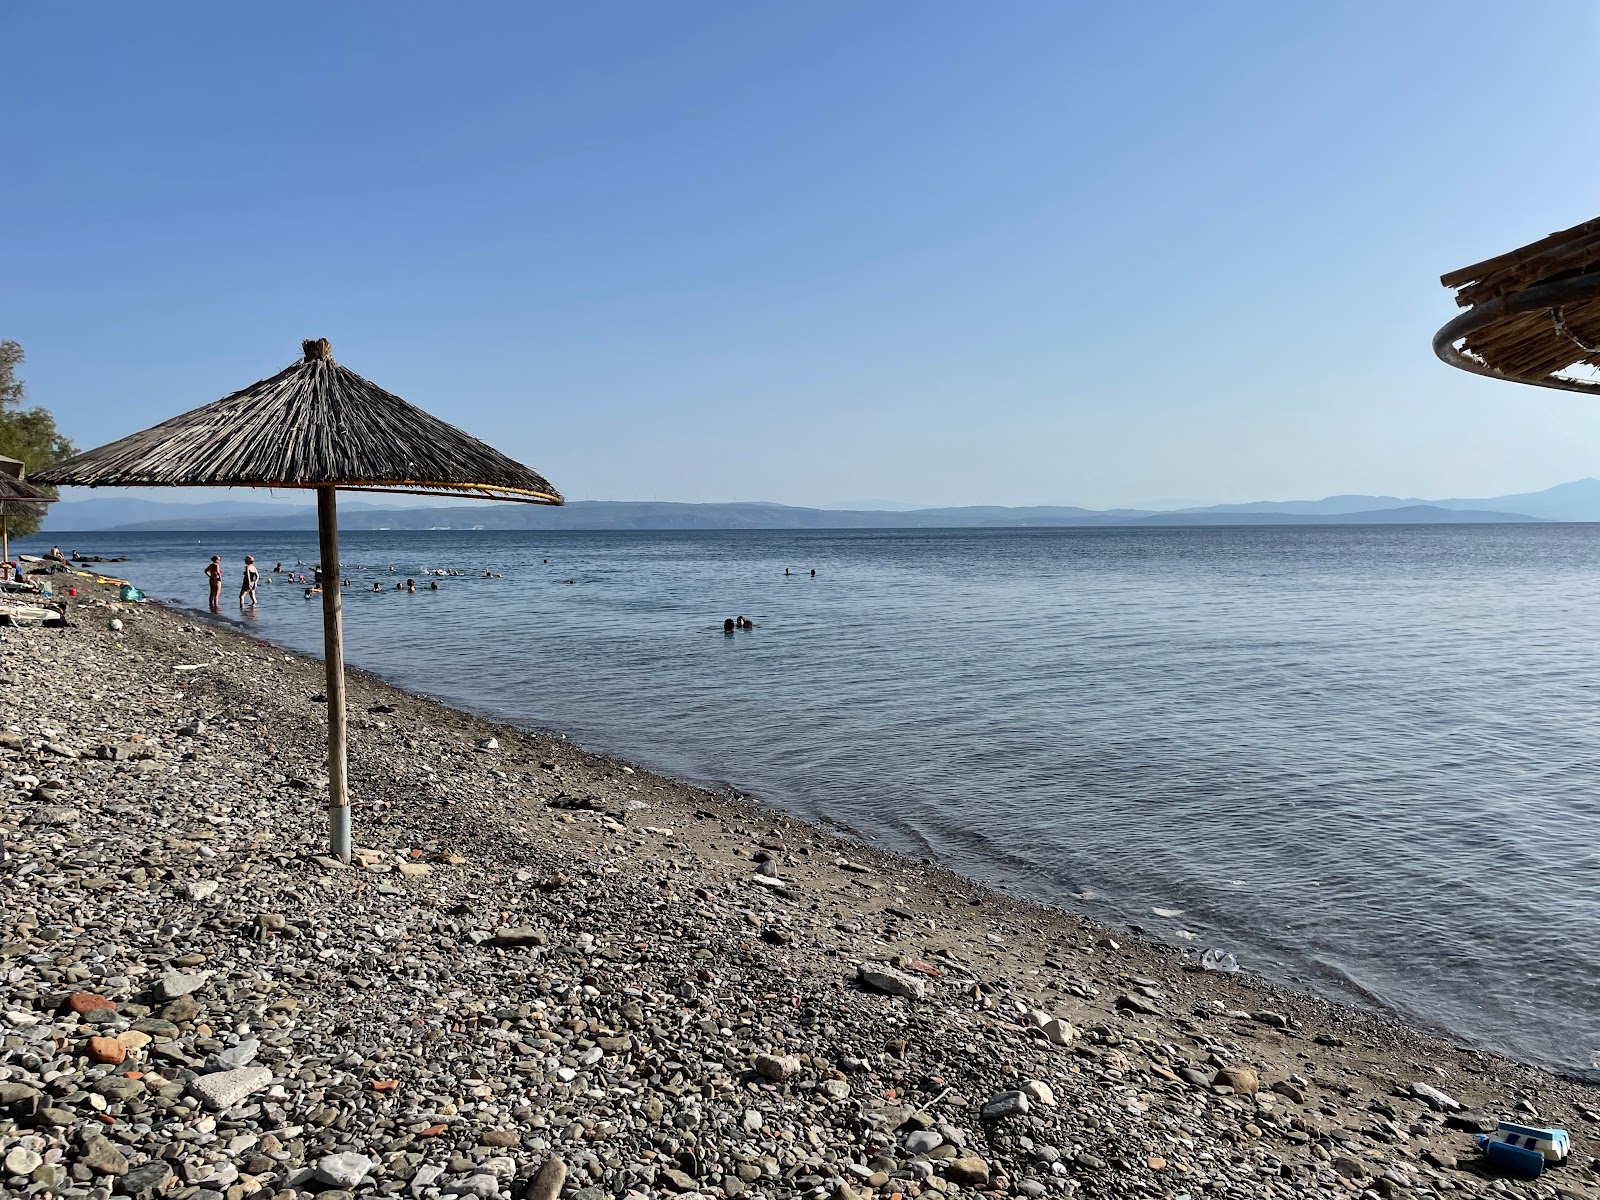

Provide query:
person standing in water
left=204, top=555, right=223, bottom=610
left=239, top=555, right=260, bottom=608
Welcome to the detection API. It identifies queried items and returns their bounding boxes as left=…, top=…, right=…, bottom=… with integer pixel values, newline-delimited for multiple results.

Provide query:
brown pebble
left=86, top=1036, right=125, bottom=1064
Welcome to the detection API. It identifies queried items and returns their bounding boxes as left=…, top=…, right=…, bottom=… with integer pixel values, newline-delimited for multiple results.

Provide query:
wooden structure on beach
left=35, top=338, right=562, bottom=861
left=1436, top=216, right=1600, bottom=394
left=0, top=456, right=54, bottom=566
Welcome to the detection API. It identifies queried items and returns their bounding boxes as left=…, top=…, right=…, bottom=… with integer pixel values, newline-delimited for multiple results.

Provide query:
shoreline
left=173, top=597, right=1566, bottom=1084
left=2, top=582, right=1596, bottom=1200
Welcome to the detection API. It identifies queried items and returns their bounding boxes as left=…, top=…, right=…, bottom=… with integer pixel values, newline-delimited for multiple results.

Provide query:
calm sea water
left=23, top=524, right=1600, bottom=1075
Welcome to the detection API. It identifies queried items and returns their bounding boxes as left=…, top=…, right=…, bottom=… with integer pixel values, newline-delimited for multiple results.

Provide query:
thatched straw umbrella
left=34, top=338, right=562, bottom=860
left=1435, top=214, right=1600, bottom=394
left=0, top=459, right=54, bottom=566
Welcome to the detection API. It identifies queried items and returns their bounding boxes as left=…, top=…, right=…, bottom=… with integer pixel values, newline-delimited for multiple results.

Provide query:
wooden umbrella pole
left=2, top=512, right=8, bottom=566
left=316, top=486, right=352, bottom=861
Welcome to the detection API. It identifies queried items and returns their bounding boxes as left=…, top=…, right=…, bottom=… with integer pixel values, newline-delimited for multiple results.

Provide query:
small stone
left=65, top=992, right=117, bottom=1016
left=86, top=1034, right=126, bottom=1064
left=316, top=1151, right=374, bottom=1188
left=753, top=1052, right=802, bottom=1082
left=79, top=1131, right=130, bottom=1176
left=904, top=1130, right=943, bottom=1155
left=658, top=1167, right=698, bottom=1192
left=155, top=968, right=211, bottom=1000
left=944, top=1158, right=990, bottom=1187
left=188, top=1065, right=273, bottom=1111
left=1115, top=993, right=1160, bottom=1015
left=123, top=1164, right=178, bottom=1200
left=1042, top=1018, right=1076, bottom=1046
left=1410, top=1081, right=1462, bottom=1112
left=1252, top=1010, right=1289, bottom=1028
left=524, top=1157, right=566, bottom=1200
left=1332, top=1156, right=1368, bottom=1179
left=980, top=1090, right=1030, bottom=1120
left=493, top=927, right=548, bottom=947
left=5, top=1147, right=42, bottom=1175
left=448, top=1173, right=500, bottom=1198
left=1422, top=1148, right=1458, bottom=1171
left=0, top=1072, right=40, bottom=1107
left=204, top=1039, right=260, bottom=1071
left=857, top=962, right=926, bottom=999
left=1019, top=1080, right=1055, bottom=1107
left=481, top=1130, right=520, bottom=1148
left=163, top=993, right=202, bottom=1021
left=1213, top=1065, right=1259, bottom=1095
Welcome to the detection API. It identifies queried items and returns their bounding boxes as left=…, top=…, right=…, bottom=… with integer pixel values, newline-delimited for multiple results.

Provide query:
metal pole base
left=329, top=805, right=352, bottom=862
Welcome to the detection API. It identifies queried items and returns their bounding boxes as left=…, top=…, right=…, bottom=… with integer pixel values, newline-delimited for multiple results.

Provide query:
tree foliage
left=0, top=341, right=76, bottom=538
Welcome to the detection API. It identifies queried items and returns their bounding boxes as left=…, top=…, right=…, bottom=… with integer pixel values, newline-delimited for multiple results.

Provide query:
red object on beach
left=67, top=587, right=77, bottom=596
left=65, top=992, right=115, bottom=1015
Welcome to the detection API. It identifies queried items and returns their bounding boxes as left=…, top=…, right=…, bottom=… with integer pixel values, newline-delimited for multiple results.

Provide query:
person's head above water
left=723, top=618, right=735, bottom=632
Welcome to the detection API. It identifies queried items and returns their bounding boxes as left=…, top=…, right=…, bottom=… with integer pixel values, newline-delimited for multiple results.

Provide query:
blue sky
left=5, top=2, right=1600, bottom=509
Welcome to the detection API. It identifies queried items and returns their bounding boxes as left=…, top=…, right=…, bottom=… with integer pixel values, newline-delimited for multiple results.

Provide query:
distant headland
left=38, top=478, right=1600, bottom=533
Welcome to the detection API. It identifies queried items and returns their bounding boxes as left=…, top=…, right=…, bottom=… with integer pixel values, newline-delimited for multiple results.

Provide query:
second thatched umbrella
left=0, top=459, right=55, bottom=566
left=34, top=338, right=563, bottom=860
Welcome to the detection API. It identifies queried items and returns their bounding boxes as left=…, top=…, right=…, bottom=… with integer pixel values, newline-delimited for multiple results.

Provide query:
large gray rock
left=187, top=1064, right=272, bottom=1111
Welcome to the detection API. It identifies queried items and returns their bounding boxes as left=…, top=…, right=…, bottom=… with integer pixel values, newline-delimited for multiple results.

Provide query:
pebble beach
left=2, top=584, right=1597, bottom=1200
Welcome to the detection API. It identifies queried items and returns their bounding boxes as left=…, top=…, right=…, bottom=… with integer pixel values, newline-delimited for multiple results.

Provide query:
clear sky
left=5, top=2, right=1600, bottom=510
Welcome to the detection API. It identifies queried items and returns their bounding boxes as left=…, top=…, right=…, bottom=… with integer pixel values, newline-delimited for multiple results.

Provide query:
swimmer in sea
left=810, top=568, right=816, bottom=577
left=406, top=578, right=416, bottom=593
left=736, top=615, right=755, bottom=629
left=723, top=618, right=736, bottom=633
left=372, top=582, right=382, bottom=593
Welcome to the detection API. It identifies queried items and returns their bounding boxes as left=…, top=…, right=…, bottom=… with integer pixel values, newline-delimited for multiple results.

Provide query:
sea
left=20, top=523, right=1600, bottom=1077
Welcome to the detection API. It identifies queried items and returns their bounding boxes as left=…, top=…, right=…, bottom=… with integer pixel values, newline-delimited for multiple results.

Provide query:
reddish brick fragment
left=65, top=993, right=115, bottom=1016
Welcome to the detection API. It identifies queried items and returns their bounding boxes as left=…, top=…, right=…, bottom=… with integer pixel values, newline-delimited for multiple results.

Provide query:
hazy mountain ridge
left=39, top=481, right=1597, bottom=531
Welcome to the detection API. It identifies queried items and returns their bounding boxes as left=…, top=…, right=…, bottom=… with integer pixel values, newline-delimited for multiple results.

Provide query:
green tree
left=0, top=340, right=76, bottom=538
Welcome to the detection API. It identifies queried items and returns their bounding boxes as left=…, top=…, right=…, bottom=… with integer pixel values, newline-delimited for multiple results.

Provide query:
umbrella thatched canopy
left=0, top=465, right=54, bottom=566
left=1435, top=215, right=1600, bottom=394
left=34, top=338, right=563, bottom=860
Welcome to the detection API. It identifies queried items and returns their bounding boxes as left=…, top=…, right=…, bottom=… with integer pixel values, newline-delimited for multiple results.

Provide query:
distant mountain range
left=40, top=479, right=1600, bottom=533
